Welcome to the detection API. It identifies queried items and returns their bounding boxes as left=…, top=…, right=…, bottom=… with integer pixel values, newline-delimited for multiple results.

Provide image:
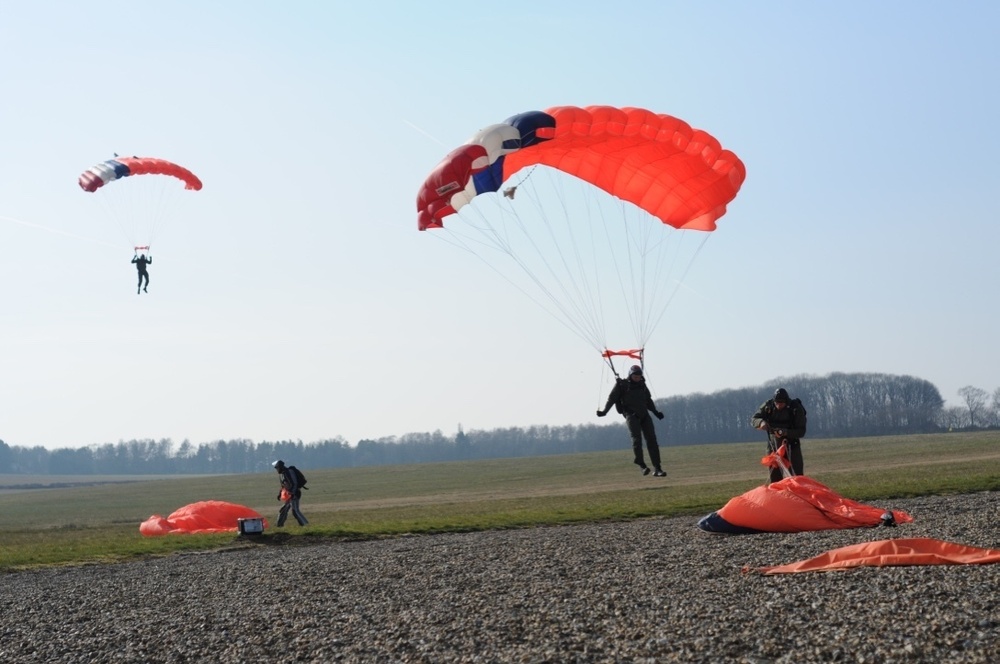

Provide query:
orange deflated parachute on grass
left=697, top=475, right=913, bottom=534
left=140, top=500, right=267, bottom=536
left=748, top=538, right=1000, bottom=574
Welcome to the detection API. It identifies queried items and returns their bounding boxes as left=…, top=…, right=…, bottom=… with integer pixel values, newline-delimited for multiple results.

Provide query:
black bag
left=613, top=378, right=627, bottom=414
left=289, top=465, right=308, bottom=490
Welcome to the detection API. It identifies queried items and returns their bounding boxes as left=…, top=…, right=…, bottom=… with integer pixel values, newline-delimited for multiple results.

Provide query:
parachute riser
left=601, top=347, right=644, bottom=381
left=765, top=432, right=794, bottom=482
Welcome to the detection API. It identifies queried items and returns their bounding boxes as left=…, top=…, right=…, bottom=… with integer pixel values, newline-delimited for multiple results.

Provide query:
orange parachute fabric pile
left=140, top=500, right=267, bottom=536
left=697, top=475, right=913, bottom=534
left=747, top=538, right=1000, bottom=574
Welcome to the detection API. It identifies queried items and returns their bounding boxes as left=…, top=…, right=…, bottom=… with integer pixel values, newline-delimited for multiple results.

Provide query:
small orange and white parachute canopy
left=747, top=537, right=1000, bottom=574
left=140, top=500, right=267, bottom=536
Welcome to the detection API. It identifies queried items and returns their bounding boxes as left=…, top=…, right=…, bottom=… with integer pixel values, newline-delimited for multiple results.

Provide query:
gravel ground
left=1, top=491, right=998, bottom=663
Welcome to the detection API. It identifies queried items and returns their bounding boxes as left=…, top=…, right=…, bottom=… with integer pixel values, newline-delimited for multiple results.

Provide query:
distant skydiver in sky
left=131, top=252, right=152, bottom=294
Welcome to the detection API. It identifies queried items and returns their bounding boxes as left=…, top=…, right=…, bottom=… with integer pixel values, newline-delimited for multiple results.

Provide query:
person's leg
left=641, top=417, right=663, bottom=472
left=290, top=497, right=308, bottom=526
left=788, top=442, right=804, bottom=476
left=626, top=416, right=648, bottom=471
left=277, top=502, right=290, bottom=526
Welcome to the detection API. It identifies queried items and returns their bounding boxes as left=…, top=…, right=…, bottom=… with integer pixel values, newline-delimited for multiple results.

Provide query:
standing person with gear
left=751, top=387, right=808, bottom=484
left=597, top=365, right=667, bottom=476
left=131, top=252, right=152, bottom=294
left=272, top=459, right=309, bottom=527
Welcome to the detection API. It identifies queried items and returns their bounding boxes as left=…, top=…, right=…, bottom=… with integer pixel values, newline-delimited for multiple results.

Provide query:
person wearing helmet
left=751, top=388, right=808, bottom=483
left=272, top=460, right=309, bottom=527
left=597, top=365, right=667, bottom=477
left=131, top=252, right=152, bottom=294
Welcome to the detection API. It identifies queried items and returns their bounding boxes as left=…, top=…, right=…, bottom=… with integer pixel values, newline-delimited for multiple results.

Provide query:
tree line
left=1, top=372, right=996, bottom=476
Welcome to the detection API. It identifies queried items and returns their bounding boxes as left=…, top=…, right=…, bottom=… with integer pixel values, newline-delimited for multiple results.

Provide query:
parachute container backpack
left=416, top=106, right=746, bottom=380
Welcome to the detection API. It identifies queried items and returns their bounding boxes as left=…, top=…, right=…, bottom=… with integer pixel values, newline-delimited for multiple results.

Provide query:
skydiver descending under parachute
left=78, top=155, right=202, bottom=295
left=131, top=248, right=152, bottom=294
left=597, top=363, right=666, bottom=476
left=417, top=106, right=746, bottom=467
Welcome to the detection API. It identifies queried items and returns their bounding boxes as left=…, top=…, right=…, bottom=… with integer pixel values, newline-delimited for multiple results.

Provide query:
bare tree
left=936, top=405, right=969, bottom=430
left=990, top=387, right=1000, bottom=428
left=957, top=385, right=989, bottom=429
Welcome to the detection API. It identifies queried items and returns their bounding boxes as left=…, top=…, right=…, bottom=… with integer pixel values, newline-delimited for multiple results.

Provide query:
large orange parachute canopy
left=416, top=106, right=745, bottom=374
left=748, top=538, right=1000, bottom=575
left=139, top=500, right=267, bottom=536
left=417, top=106, right=744, bottom=232
left=78, top=156, right=202, bottom=193
left=697, top=476, right=913, bottom=535
left=78, top=155, right=202, bottom=252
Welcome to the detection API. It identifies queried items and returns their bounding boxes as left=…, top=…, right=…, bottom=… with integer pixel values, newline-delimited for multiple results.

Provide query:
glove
left=276, top=493, right=282, bottom=501
left=654, top=411, right=664, bottom=420
left=758, top=422, right=770, bottom=431
left=596, top=409, right=607, bottom=417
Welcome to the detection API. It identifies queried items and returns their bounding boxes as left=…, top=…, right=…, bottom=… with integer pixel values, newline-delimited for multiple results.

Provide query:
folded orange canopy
left=140, top=500, right=267, bottom=536
left=748, top=537, right=1000, bottom=574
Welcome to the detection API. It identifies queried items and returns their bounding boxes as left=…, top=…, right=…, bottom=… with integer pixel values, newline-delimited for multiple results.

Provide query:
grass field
left=1, top=432, right=998, bottom=571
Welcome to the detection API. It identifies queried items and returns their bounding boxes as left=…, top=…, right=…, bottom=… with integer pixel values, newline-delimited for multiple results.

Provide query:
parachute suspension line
left=92, top=172, right=186, bottom=251
left=529, top=168, right=609, bottom=349
left=449, top=168, right=611, bottom=354
left=486, top=178, right=603, bottom=347
left=427, top=197, right=605, bottom=353
left=596, top=193, right=675, bottom=351
left=95, top=189, right=138, bottom=250
left=616, top=198, right=651, bottom=348
left=646, top=232, right=712, bottom=339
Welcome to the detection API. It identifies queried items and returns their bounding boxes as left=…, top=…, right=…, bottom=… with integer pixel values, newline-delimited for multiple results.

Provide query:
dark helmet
left=272, top=459, right=284, bottom=470
left=880, top=511, right=897, bottom=527
left=628, top=365, right=643, bottom=376
left=774, top=388, right=790, bottom=403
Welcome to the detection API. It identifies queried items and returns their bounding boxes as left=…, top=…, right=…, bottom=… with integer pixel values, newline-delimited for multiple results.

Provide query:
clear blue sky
left=2, top=2, right=997, bottom=451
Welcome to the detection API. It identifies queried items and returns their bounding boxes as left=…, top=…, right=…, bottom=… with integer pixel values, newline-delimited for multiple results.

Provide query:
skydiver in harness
left=131, top=250, right=152, bottom=294
left=597, top=364, right=667, bottom=477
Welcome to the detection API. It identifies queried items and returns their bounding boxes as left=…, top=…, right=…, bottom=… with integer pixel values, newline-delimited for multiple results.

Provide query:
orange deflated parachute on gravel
left=140, top=500, right=267, bottom=536
left=697, top=475, right=913, bottom=534
left=748, top=538, right=1000, bottom=574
